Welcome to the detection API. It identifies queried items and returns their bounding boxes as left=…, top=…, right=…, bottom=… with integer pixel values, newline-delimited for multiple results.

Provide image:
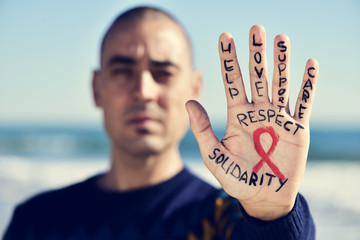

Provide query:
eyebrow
left=150, top=60, right=179, bottom=69
left=107, top=55, right=137, bottom=66
left=106, top=55, right=180, bottom=70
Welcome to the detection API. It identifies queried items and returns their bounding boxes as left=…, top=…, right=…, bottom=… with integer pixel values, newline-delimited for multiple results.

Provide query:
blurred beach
left=1, top=125, right=360, bottom=239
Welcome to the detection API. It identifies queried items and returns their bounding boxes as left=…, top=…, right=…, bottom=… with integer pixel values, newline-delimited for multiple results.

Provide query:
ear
left=191, top=69, right=203, bottom=101
left=92, top=70, right=102, bottom=108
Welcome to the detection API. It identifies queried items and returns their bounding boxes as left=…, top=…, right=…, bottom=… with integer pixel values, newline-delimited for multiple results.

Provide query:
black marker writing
left=276, top=41, right=288, bottom=112
left=221, top=41, right=240, bottom=101
left=255, top=81, right=264, bottom=97
left=252, top=33, right=264, bottom=97
left=225, top=73, right=233, bottom=84
left=298, top=67, right=316, bottom=118
left=229, top=88, right=239, bottom=99
left=277, top=41, right=287, bottom=52
left=254, top=52, right=261, bottom=64
left=224, top=59, right=234, bottom=71
left=237, top=108, right=305, bottom=135
left=221, top=42, right=231, bottom=53
left=208, top=147, right=288, bottom=192
left=255, top=66, right=263, bottom=78
left=252, top=34, right=263, bottom=46
left=308, top=67, right=316, bottom=78
left=298, top=104, right=307, bottom=119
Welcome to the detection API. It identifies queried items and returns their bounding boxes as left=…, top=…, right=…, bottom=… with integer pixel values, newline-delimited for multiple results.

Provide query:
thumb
left=185, top=100, right=219, bottom=156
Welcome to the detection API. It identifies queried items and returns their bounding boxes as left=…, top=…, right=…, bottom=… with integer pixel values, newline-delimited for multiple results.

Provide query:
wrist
left=240, top=200, right=295, bottom=221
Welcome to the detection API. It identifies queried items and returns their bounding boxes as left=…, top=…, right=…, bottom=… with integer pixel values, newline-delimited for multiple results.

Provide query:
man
left=4, top=6, right=318, bottom=239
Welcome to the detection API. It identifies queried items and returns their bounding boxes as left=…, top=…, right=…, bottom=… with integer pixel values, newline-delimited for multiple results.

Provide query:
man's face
left=94, top=18, right=200, bottom=156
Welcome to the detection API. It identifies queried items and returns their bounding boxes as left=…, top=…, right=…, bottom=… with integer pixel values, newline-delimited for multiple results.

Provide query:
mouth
left=126, top=114, right=163, bottom=135
left=128, top=116, right=155, bottom=125
left=126, top=114, right=162, bottom=126
left=124, top=104, right=166, bottom=132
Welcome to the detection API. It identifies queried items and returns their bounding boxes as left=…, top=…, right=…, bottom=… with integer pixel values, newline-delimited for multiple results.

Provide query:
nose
left=132, top=70, right=159, bottom=102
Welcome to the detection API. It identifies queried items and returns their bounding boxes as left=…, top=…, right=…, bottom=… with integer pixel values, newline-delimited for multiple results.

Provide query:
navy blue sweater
left=4, top=168, right=315, bottom=239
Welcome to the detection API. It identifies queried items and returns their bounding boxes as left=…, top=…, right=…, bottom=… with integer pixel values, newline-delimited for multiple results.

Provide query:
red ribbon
left=252, top=126, right=285, bottom=181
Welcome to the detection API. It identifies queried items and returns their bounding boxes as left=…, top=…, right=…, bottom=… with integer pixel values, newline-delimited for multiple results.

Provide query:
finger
left=294, top=58, right=319, bottom=124
left=249, top=25, right=269, bottom=103
left=185, top=100, right=219, bottom=156
left=219, top=32, right=248, bottom=107
left=272, top=34, right=291, bottom=113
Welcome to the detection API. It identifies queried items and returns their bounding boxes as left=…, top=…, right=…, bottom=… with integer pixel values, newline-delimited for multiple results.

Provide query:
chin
left=121, top=135, right=169, bottom=156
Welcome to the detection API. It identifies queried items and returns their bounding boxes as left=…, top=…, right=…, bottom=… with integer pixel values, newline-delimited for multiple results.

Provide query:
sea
left=0, top=124, right=360, bottom=239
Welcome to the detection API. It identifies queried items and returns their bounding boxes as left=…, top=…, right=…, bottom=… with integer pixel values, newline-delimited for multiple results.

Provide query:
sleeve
left=227, top=193, right=315, bottom=240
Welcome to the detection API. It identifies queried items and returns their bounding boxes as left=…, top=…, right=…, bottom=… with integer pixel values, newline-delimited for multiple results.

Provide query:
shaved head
left=100, top=6, right=193, bottom=67
left=93, top=6, right=202, bottom=159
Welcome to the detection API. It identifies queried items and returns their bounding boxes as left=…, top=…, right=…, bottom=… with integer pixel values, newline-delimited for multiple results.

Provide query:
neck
left=99, top=144, right=184, bottom=191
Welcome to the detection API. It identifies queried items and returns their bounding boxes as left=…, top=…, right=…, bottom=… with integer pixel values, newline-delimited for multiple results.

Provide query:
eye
left=152, top=70, right=173, bottom=83
left=111, top=68, right=133, bottom=76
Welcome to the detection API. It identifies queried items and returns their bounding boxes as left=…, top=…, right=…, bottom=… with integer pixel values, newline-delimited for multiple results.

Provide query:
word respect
left=237, top=108, right=304, bottom=135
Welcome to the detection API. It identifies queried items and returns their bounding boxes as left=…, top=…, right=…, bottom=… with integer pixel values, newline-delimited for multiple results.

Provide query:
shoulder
left=4, top=175, right=103, bottom=238
left=15, top=174, right=101, bottom=215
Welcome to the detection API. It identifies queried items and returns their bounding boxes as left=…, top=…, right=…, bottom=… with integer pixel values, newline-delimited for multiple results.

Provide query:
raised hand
left=186, top=25, right=319, bottom=220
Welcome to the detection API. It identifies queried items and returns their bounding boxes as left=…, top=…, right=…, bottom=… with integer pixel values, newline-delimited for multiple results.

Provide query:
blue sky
left=1, top=0, right=359, bottom=128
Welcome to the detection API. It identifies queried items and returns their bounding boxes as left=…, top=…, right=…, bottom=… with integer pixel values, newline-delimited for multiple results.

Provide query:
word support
left=277, top=41, right=287, bottom=112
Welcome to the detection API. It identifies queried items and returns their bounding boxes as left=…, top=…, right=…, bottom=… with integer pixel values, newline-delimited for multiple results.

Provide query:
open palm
left=186, top=25, right=319, bottom=220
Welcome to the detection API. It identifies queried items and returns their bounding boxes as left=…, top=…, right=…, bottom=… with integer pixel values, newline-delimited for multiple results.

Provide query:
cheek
left=101, top=83, right=128, bottom=104
left=161, top=83, right=191, bottom=111
left=101, top=88, right=127, bottom=120
left=161, top=86, right=191, bottom=127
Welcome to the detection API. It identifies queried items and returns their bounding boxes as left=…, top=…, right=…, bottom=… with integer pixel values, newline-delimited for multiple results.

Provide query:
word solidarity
left=208, top=148, right=288, bottom=192
left=237, top=109, right=304, bottom=135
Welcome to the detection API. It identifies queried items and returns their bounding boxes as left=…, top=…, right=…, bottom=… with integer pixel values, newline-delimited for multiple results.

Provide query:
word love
left=252, top=127, right=286, bottom=181
left=208, top=148, right=288, bottom=192
left=237, top=108, right=304, bottom=135
left=252, top=34, right=265, bottom=97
